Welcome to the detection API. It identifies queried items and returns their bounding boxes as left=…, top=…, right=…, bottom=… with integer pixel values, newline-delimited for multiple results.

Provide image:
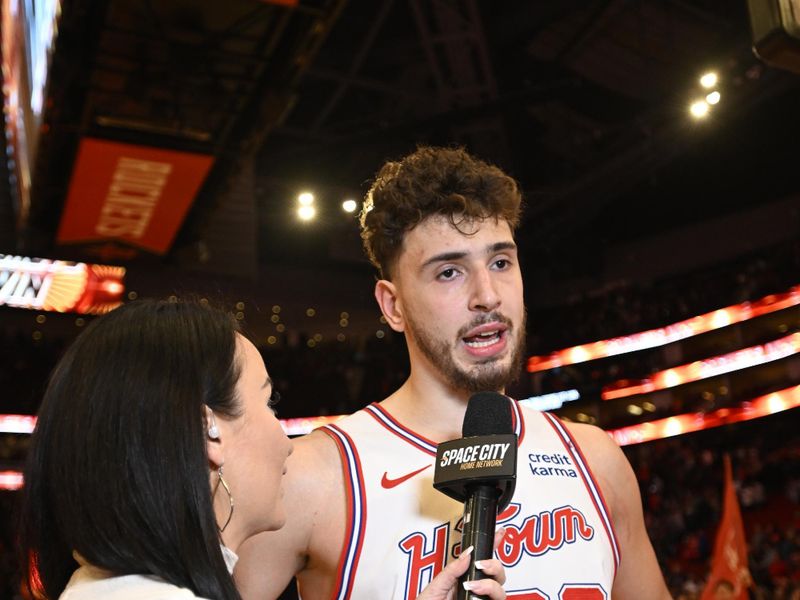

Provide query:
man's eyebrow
left=421, top=251, right=467, bottom=270
left=420, top=242, right=517, bottom=270
left=261, top=376, right=273, bottom=390
left=490, top=241, right=517, bottom=253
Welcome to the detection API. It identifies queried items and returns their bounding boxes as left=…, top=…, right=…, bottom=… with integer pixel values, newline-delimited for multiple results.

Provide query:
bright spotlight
left=298, top=205, right=316, bottom=221
left=706, top=91, right=721, bottom=105
left=298, top=192, right=315, bottom=206
left=699, top=72, right=718, bottom=89
left=342, top=199, right=357, bottom=213
left=689, top=100, right=710, bottom=119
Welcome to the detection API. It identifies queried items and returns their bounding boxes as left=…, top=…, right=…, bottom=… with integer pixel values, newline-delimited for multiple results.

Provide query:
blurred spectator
left=1, top=237, right=798, bottom=596
left=624, top=412, right=800, bottom=597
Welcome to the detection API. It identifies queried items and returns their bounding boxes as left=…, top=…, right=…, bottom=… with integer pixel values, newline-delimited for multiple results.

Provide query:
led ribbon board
left=528, top=285, right=800, bottom=372
left=0, top=254, right=125, bottom=314
left=602, top=332, right=800, bottom=400
left=609, top=385, right=800, bottom=446
left=3, top=386, right=798, bottom=491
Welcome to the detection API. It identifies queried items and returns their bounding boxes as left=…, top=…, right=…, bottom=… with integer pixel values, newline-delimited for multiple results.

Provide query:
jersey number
left=508, top=584, right=606, bottom=600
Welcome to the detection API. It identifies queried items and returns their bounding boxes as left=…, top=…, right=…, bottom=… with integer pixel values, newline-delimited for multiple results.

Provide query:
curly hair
left=359, top=146, right=522, bottom=279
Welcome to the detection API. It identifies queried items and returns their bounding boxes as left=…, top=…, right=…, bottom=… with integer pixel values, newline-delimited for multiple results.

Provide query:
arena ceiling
left=6, top=0, right=800, bottom=305
left=0, top=0, right=799, bottom=436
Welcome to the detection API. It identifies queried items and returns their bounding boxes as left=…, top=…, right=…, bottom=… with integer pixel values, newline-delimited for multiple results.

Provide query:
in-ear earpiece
left=208, top=412, right=220, bottom=440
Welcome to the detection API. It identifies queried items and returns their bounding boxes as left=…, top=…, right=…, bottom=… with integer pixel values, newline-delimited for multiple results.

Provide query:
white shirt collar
left=220, top=545, right=239, bottom=574
left=74, top=547, right=239, bottom=576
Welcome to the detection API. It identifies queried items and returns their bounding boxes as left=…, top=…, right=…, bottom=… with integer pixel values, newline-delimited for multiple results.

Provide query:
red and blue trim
left=542, top=412, right=621, bottom=574
left=509, top=397, right=526, bottom=444
left=321, top=424, right=368, bottom=600
left=366, top=397, right=526, bottom=455
left=364, top=404, right=438, bottom=456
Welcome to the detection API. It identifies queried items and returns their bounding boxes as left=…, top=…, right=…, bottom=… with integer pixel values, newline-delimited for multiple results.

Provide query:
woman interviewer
left=18, top=299, right=504, bottom=599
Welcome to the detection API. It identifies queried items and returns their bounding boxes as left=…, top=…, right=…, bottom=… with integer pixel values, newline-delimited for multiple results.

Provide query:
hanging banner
left=57, top=139, right=214, bottom=254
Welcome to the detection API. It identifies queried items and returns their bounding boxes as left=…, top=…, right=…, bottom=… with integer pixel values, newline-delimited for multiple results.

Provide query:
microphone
left=433, top=392, right=517, bottom=599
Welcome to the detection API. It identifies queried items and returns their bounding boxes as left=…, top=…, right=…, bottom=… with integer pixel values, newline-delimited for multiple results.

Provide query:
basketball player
left=235, top=147, right=672, bottom=599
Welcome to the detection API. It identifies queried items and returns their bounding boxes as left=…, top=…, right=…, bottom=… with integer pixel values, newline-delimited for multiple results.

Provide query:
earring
left=208, top=413, right=220, bottom=440
left=214, top=466, right=234, bottom=532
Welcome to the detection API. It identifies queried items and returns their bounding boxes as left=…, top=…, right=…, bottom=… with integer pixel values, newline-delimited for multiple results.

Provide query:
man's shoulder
left=288, top=428, right=343, bottom=476
left=560, top=420, right=637, bottom=522
left=288, top=406, right=386, bottom=474
left=514, top=407, right=629, bottom=493
left=562, top=419, right=616, bottom=448
left=512, top=403, right=612, bottom=444
left=557, top=420, right=625, bottom=473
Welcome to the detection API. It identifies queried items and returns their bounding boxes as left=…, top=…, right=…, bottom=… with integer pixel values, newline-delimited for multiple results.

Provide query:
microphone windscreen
left=462, top=392, right=513, bottom=437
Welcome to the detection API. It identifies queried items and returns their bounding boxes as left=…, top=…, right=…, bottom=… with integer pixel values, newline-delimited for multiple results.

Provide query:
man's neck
left=379, top=369, right=503, bottom=443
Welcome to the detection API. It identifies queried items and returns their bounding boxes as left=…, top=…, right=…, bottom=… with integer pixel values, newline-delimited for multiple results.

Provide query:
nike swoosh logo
left=381, top=465, right=432, bottom=489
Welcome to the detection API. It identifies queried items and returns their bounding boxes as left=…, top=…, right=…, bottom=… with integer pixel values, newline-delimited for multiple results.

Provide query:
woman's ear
left=374, top=279, right=405, bottom=333
left=204, top=406, right=224, bottom=470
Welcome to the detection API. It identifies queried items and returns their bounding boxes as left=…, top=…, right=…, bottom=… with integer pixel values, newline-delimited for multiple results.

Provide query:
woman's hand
left=417, top=530, right=507, bottom=600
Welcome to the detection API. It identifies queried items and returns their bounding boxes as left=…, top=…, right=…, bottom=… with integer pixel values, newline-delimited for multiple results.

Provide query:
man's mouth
left=463, top=329, right=504, bottom=348
left=461, top=321, right=509, bottom=354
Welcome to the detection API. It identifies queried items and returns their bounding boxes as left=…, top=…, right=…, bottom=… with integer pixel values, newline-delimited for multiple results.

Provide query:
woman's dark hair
left=19, top=299, right=244, bottom=599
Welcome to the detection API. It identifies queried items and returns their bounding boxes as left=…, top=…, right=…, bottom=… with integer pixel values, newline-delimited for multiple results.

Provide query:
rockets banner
left=57, top=138, right=214, bottom=255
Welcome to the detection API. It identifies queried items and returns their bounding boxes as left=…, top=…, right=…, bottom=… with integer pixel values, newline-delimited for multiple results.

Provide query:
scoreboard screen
left=0, top=254, right=125, bottom=314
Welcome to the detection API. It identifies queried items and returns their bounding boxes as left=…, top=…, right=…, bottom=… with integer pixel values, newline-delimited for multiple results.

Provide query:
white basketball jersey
left=318, top=400, right=619, bottom=600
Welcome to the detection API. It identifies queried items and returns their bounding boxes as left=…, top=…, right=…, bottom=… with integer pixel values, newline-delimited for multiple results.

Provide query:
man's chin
left=450, top=363, right=516, bottom=394
left=457, top=350, right=509, bottom=369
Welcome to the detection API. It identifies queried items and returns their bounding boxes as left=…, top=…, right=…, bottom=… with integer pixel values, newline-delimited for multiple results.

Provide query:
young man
left=235, top=147, right=672, bottom=599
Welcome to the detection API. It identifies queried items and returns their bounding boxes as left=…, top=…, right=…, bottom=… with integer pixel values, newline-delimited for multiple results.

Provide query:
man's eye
left=438, top=268, right=457, bottom=280
left=268, top=390, right=281, bottom=409
left=494, top=259, right=509, bottom=269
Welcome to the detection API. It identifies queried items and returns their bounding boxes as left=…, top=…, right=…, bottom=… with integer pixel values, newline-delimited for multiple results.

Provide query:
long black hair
left=19, top=299, right=244, bottom=599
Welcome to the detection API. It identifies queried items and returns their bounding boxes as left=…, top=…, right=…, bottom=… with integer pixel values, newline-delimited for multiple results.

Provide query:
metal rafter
left=310, top=0, right=396, bottom=132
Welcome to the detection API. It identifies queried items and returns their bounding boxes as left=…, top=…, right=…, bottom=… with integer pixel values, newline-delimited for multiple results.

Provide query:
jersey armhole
left=319, top=425, right=368, bottom=600
left=541, top=413, right=622, bottom=576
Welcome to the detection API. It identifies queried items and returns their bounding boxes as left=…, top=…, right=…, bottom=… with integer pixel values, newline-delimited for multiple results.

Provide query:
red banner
left=700, top=455, right=751, bottom=599
left=57, top=139, right=214, bottom=254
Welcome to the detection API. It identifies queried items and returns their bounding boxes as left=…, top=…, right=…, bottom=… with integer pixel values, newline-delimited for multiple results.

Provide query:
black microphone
left=433, top=392, right=517, bottom=600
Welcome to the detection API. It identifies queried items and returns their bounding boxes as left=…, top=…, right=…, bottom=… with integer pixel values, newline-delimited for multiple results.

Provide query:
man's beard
left=406, top=311, right=526, bottom=394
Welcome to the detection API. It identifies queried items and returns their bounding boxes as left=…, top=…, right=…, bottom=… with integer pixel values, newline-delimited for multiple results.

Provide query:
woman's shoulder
left=60, top=565, right=209, bottom=600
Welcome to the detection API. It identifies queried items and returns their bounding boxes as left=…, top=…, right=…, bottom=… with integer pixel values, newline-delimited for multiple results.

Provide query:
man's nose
left=469, top=268, right=501, bottom=312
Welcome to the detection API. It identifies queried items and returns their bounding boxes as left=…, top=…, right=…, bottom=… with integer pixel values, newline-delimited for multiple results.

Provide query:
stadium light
left=298, top=205, right=316, bottom=221
left=690, top=100, right=710, bottom=119
left=699, top=72, right=718, bottom=89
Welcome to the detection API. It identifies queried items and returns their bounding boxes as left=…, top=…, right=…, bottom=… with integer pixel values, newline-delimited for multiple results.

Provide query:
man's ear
left=374, top=279, right=405, bottom=333
left=204, top=405, right=224, bottom=470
